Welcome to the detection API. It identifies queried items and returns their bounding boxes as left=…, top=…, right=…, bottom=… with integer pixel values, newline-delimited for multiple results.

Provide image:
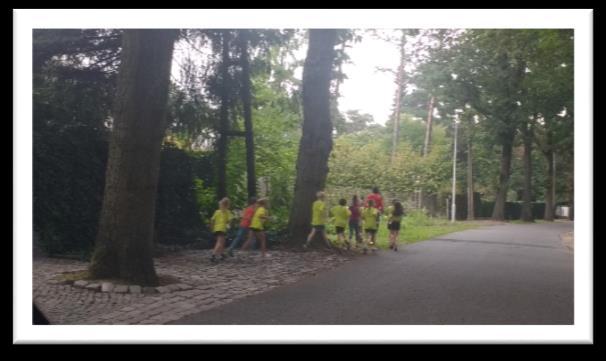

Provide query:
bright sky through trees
left=171, top=29, right=409, bottom=125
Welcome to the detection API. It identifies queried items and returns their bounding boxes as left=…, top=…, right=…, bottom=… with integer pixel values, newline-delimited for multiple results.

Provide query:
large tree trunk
left=89, top=29, right=177, bottom=286
left=520, top=122, right=534, bottom=222
left=390, top=31, right=406, bottom=162
left=217, top=30, right=231, bottom=200
left=466, top=131, right=475, bottom=220
left=238, top=30, right=256, bottom=199
left=287, top=29, right=337, bottom=244
left=544, top=150, right=555, bottom=221
left=492, top=133, right=515, bottom=221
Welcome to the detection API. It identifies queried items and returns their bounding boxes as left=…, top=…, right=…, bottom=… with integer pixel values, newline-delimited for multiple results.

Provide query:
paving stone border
left=66, top=278, right=193, bottom=295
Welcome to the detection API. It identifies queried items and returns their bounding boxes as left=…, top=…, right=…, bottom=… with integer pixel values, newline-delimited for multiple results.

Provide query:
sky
left=336, top=34, right=401, bottom=125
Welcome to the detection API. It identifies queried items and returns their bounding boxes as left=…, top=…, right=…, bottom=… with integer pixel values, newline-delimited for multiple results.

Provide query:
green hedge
left=477, top=200, right=546, bottom=220
left=34, top=129, right=216, bottom=257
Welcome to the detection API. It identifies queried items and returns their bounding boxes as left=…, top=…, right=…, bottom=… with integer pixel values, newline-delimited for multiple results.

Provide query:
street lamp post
left=451, top=114, right=460, bottom=223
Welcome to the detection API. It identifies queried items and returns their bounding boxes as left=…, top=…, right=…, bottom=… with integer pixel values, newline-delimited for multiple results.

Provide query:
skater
left=209, top=197, right=232, bottom=263
left=304, top=191, right=331, bottom=249
left=386, top=200, right=405, bottom=251
left=361, top=199, right=379, bottom=253
left=330, top=198, right=352, bottom=249
left=348, top=195, right=362, bottom=247
left=227, top=197, right=257, bottom=257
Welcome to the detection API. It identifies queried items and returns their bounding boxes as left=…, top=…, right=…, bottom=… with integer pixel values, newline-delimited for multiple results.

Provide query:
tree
left=438, top=30, right=529, bottom=221
left=526, top=30, right=574, bottom=221
left=216, top=30, right=231, bottom=200
left=391, top=30, right=407, bottom=162
left=89, top=29, right=178, bottom=286
left=288, top=29, right=338, bottom=244
left=237, top=30, right=257, bottom=199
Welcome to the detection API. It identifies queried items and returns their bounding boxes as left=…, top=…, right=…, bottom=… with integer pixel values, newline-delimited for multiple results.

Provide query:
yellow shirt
left=311, top=200, right=327, bottom=226
left=211, top=209, right=232, bottom=233
left=361, top=207, right=378, bottom=230
left=250, top=206, right=267, bottom=230
left=331, top=205, right=351, bottom=228
left=386, top=206, right=403, bottom=222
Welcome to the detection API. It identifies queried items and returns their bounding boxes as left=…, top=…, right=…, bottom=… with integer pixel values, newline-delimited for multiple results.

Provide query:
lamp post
left=451, top=112, right=461, bottom=223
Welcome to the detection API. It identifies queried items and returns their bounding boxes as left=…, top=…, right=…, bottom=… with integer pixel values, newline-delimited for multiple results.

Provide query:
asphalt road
left=170, top=222, right=574, bottom=325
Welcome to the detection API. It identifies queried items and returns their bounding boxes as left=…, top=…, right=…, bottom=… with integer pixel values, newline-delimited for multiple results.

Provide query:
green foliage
left=402, top=209, right=434, bottom=227
left=193, top=178, right=217, bottom=224
left=34, top=124, right=108, bottom=258
left=328, top=114, right=452, bottom=200
left=155, top=144, right=213, bottom=245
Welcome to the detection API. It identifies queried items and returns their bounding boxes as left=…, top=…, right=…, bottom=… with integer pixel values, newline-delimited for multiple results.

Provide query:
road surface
left=170, top=222, right=573, bottom=325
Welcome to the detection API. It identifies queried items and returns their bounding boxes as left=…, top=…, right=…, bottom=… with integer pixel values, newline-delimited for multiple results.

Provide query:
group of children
left=304, top=187, right=405, bottom=253
left=209, top=187, right=405, bottom=263
left=208, top=196, right=269, bottom=263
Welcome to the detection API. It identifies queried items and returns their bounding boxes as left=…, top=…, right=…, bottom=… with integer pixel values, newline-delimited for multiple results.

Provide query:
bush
left=34, top=134, right=217, bottom=256
left=477, top=200, right=546, bottom=220
left=154, top=144, right=213, bottom=246
left=33, top=124, right=108, bottom=257
left=403, top=209, right=434, bottom=227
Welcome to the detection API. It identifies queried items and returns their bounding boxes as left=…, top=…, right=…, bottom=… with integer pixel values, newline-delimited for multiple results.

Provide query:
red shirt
left=366, top=193, right=384, bottom=213
left=240, top=206, right=256, bottom=228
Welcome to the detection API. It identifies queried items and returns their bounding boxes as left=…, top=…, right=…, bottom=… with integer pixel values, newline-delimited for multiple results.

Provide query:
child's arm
left=209, top=211, right=216, bottom=229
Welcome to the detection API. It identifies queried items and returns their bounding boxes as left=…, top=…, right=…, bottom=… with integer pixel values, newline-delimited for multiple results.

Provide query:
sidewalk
left=33, top=249, right=351, bottom=325
left=561, top=231, right=574, bottom=250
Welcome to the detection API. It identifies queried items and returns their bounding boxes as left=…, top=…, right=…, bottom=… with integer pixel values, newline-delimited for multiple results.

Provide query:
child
left=227, top=197, right=257, bottom=257
left=386, top=200, right=405, bottom=251
left=246, top=198, right=270, bottom=258
left=209, top=197, right=232, bottom=263
left=361, top=199, right=379, bottom=253
left=365, top=186, right=384, bottom=229
left=348, top=195, right=362, bottom=246
left=330, top=198, right=352, bottom=249
left=304, top=191, right=331, bottom=249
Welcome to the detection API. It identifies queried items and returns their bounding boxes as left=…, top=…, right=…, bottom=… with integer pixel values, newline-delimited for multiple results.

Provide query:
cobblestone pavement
left=33, top=250, right=352, bottom=325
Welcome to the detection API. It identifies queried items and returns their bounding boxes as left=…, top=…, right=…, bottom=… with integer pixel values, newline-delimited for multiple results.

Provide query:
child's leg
left=241, top=230, right=253, bottom=251
left=212, top=234, right=224, bottom=255
left=228, top=228, right=245, bottom=252
left=258, top=231, right=267, bottom=257
left=305, top=228, right=316, bottom=247
left=340, top=232, right=347, bottom=247
left=321, top=230, right=332, bottom=248
left=363, top=230, right=370, bottom=251
left=217, top=235, right=227, bottom=255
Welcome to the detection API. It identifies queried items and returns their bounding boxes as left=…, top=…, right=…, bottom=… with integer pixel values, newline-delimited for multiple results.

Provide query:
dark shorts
left=213, top=231, right=226, bottom=236
left=249, top=227, right=263, bottom=233
left=365, top=229, right=377, bottom=234
left=312, top=225, right=326, bottom=231
left=335, top=226, right=345, bottom=234
left=388, top=221, right=401, bottom=231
